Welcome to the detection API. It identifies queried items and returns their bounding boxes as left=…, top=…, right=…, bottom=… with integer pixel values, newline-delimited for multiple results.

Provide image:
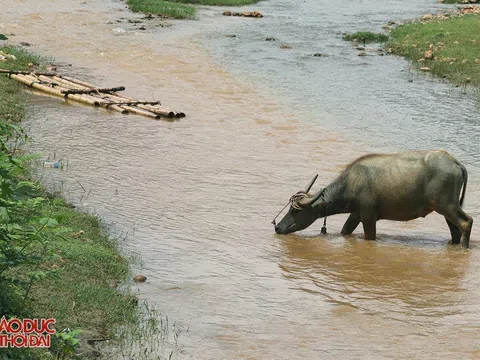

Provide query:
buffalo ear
left=304, top=174, right=318, bottom=193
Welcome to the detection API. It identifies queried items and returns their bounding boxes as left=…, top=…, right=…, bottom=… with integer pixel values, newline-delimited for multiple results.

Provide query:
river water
left=2, top=0, right=480, bottom=358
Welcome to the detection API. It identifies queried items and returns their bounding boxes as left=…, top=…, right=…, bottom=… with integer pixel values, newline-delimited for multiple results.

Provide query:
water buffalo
left=274, top=150, right=473, bottom=247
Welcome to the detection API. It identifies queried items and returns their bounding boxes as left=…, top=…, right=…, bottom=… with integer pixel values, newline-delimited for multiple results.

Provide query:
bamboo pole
left=58, top=75, right=181, bottom=118
left=52, top=76, right=135, bottom=115
left=100, top=94, right=172, bottom=119
left=54, top=76, right=162, bottom=119
left=52, top=76, right=87, bottom=90
left=35, top=75, right=102, bottom=107
left=61, top=86, right=125, bottom=95
left=11, top=72, right=184, bottom=119
left=0, top=69, right=57, bottom=76
left=35, top=75, right=128, bottom=114
left=12, top=74, right=70, bottom=98
left=115, top=105, right=161, bottom=119
left=99, top=92, right=176, bottom=118
left=57, top=75, right=97, bottom=89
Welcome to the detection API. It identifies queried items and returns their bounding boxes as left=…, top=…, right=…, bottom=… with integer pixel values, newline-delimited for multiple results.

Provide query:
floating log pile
left=0, top=69, right=185, bottom=120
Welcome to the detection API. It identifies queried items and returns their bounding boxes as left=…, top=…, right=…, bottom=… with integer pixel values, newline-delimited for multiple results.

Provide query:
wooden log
left=35, top=75, right=102, bottom=107
left=51, top=76, right=129, bottom=114
left=52, top=76, right=87, bottom=90
left=116, top=105, right=160, bottom=119
left=0, top=69, right=57, bottom=76
left=58, top=76, right=179, bottom=118
left=98, top=101, right=161, bottom=106
left=103, top=91, right=173, bottom=117
left=11, top=74, right=66, bottom=98
left=57, top=75, right=97, bottom=89
left=54, top=76, right=161, bottom=118
left=89, top=92, right=168, bottom=119
left=61, top=86, right=125, bottom=95
left=97, top=91, right=176, bottom=118
left=36, top=75, right=127, bottom=114
left=55, top=75, right=177, bottom=119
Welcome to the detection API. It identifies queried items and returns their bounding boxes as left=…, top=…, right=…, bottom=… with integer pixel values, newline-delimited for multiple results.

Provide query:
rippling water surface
left=3, top=0, right=480, bottom=358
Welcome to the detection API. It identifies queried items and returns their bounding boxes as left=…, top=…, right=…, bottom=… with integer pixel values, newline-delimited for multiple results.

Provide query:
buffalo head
left=274, top=175, right=324, bottom=234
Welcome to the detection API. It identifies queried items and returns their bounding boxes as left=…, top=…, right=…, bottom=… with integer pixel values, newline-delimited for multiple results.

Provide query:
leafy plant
left=54, top=329, right=83, bottom=359
left=343, top=31, right=389, bottom=44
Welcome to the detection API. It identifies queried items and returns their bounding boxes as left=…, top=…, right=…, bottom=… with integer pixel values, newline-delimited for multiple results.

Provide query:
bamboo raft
left=0, top=69, right=185, bottom=120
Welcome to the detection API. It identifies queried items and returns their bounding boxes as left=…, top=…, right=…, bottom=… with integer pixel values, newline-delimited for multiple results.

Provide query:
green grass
left=387, top=14, right=480, bottom=85
left=343, top=31, right=389, bottom=44
left=126, top=0, right=263, bottom=19
left=442, top=0, right=470, bottom=3
left=27, top=205, right=136, bottom=336
left=0, top=46, right=43, bottom=123
left=171, top=0, right=261, bottom=5
left=127, top=0, right=196, bottom=19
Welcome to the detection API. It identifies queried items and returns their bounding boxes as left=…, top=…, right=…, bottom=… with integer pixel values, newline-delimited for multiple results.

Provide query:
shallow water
left=2, top=0, right=480, bottom=358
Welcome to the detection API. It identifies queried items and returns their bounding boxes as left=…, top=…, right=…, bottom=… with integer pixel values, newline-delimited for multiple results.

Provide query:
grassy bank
left=387, top=14, right=480, bottom=85
left=441, top=0, right=478, bottom=3
left=0, top=47, right=140, bottom=359
left=126, top=0, right=263, bottom=19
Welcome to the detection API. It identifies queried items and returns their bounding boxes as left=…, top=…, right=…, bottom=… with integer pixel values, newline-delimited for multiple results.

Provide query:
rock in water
left=113, top=27, right=127, bottom=34
left=133, top=274, right=147, bottom=283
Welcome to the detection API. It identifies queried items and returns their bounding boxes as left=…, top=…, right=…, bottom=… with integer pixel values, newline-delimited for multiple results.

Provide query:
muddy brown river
left=2, top=0, right=480, bottom=358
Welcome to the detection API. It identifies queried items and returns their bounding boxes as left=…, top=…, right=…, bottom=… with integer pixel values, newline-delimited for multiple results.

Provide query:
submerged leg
left=361, top=215, right=377, bottom=240
left=341, top=213, right=360, bottom=235
left=445, top=218, right=461, bottom=245
left=437, top=206, right=473, bottom=248
left=458, top=209, right=473, bottom=248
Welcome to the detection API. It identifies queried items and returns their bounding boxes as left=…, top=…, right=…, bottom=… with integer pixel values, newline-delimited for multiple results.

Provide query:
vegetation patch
left=387, top=14, right=480, bottom=85
left=127, top=0, right=196, bottom=19
left=126, top=0, right=263, bottom=19
left=440, top=0, right=479, bottom=3
left=343, top=31, right=389, bottom=44
left=0, top=47, right=176, bottom=359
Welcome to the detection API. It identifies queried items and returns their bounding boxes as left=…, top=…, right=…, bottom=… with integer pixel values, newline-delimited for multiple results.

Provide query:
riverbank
left=387, top=7, right=480, bottom=86
left=0, top=47, right=139, bottom=359
left=126, top=0, right=263, bottom=19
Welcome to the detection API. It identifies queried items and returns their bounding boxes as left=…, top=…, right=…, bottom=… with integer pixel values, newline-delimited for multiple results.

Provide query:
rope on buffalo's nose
left=271, top=202, right=290, bottom=226
left=271, top=192, right=306, bottom=226
left=321, top=202, right=328, bottom=235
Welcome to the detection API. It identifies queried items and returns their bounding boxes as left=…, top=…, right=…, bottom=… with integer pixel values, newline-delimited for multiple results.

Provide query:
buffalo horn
left=304, top=174, right=318, bottom=193
left=298, top=189, right=324, bottom=207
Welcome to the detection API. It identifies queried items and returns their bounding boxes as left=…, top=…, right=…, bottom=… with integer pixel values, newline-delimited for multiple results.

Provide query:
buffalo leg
left=446, top=218, right=461, bottom=245
left=341, top=213, right=360, bottom=235
left=361, top=216, right=377, bottom=240
left=458, top=209, right=473, bottom=248
left=438, top=206, right=473, bottom=248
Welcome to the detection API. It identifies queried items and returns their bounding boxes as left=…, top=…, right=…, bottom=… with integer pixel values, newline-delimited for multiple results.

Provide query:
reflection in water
left=2, top=0, right=480, bottom=358
left=279, top=235, right=470, bottom=314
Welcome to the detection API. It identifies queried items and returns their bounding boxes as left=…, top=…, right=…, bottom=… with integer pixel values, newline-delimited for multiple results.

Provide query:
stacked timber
left=0, top=69, right=185, bottom=120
